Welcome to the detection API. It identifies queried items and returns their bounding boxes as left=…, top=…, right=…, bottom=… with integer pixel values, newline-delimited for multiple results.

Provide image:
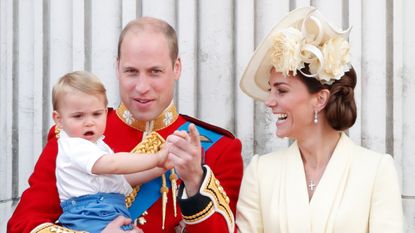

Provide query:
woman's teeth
left=276, top=113, right=287, bottom=121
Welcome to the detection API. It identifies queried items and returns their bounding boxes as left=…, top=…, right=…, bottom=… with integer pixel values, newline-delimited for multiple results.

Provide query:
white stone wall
left=1, top=0, right=414, bottom=232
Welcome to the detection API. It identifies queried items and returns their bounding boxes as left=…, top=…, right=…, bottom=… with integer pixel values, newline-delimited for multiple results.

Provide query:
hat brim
left=239, top=7, right=317, bottom=101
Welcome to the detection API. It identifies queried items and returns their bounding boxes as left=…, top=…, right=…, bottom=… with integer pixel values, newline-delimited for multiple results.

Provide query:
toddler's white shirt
left=56, top=130, right=133, bottom=201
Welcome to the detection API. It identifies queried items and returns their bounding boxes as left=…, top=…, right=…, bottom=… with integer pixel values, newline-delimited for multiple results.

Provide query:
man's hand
left=166, top=123, right=203, bottom=197
left=101, top=216, right=143, bottom=233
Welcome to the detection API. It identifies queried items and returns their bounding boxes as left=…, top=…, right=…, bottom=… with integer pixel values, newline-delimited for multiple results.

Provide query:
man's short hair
left=117, top=17, right=178, bottom=64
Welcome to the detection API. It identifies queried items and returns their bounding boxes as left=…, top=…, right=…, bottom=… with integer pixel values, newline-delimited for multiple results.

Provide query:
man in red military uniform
left=7, top=17, right=243, bottom=233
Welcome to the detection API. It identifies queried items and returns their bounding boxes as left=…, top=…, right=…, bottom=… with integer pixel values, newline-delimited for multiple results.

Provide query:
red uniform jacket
left=7, top=107, right=244, bottom=233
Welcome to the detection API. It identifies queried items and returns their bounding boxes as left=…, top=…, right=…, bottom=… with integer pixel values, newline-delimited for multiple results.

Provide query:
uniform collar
left=115, top=102, right=179, bottom=132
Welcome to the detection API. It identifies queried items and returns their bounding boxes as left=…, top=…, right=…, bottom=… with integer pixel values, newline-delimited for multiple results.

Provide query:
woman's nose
left=265, top=93, right=276, bottom=108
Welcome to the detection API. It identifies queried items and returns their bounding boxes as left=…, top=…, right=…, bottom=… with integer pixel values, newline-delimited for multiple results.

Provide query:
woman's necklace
left=308, top=179, right=316, bottom=192
left=304, top=170, right=323, bottom=200
left=300, top=134, right=339, bottom=198
left=304, top=161, right=329, bottom=196
left=302, top=152, right=333, bottom=194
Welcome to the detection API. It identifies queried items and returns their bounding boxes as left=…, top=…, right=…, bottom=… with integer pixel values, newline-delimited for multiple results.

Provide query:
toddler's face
left=54, top=90, right=107, bottom=143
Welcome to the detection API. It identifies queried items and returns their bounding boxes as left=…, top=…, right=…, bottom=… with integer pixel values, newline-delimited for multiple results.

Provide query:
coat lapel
left=280, top=142, right=312, bottom=232
left=309, top=133, right=354, bottom=233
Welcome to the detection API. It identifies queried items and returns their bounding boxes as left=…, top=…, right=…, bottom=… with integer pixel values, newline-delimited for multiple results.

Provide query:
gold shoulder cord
left=32, top=223, right=87, bottom=233
left=124, top=131, right=178, bottom=230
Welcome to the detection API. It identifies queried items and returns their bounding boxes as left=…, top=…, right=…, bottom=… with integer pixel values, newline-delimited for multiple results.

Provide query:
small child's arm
left=91, top=147, right=168, bottom=175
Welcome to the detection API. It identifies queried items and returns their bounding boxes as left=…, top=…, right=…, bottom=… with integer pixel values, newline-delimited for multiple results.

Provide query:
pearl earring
left=313, top=111, right=318, bottom=124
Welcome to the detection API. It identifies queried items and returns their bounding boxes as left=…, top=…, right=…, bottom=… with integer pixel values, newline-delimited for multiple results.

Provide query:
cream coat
left=236, top=133, right=403, bottom=233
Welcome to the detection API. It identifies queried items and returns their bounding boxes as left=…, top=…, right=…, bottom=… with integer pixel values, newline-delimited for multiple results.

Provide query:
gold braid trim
left=182, top=165, right=235, bottom=233
left=182, top=201, right=214, bottom=222
left=31, top=223, right=87, bottom=233
left=125, top=131, right=165, bottom=207
left=125, top=186, right=140, bottom=208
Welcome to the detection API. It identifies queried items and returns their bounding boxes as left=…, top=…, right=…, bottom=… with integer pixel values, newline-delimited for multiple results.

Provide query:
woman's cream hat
left=240, top=7, right=352, bottom=101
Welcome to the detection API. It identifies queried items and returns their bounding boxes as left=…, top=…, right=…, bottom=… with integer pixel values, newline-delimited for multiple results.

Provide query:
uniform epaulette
left=181, top=115, right=235, bottom=139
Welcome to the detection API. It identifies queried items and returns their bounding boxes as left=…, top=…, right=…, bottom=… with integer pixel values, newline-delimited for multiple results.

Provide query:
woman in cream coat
left=236, top=7, right=403, bottom=233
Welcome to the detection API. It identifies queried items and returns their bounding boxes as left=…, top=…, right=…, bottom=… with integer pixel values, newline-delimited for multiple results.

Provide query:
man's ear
left=173, top=57, right=182, bottom=81
left=314, top=89, right=330, bottom=112
left=52, top=111, right=62, bottom=129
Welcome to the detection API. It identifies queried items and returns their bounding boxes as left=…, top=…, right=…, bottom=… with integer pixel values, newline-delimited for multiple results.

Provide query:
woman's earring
left=313, top=110, right=318, bottom=124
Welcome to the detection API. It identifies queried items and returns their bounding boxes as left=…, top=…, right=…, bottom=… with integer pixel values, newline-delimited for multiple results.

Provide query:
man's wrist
left=178, top=165, right=235, bottom=232
left=183, top=166, right=204, bottom=197
left=178, top=166, right=209, bottom=215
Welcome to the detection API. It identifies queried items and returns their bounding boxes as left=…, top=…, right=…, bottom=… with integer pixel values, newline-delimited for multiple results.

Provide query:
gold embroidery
left=32, top=223, right=87, bottom=233
left=181, top=166, right=235, bottom=233
left=124, top=132, right=178, bottom=229
left=199, top=135, right=211, bottom=142
left=116, top=102, right=179, bottom=131
left=55, top=127, right=61, bottom=139
left=182, top=201, right=214, bottom=222
left=125, top=132, right=165, bottom=208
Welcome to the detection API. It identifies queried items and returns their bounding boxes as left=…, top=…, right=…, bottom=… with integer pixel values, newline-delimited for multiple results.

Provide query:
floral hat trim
left=270, top=10, right=352, bottom=85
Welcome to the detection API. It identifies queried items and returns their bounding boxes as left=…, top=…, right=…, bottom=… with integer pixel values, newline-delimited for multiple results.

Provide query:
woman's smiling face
left=265, top=68, right=316, bottom=139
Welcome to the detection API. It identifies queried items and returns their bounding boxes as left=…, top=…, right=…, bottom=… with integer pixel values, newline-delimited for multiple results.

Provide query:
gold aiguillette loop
left=124, top=132, right=166, bottom=229
left=169, top=169, right=178, bottom=217
left=160, top=174, right=169, bottom=229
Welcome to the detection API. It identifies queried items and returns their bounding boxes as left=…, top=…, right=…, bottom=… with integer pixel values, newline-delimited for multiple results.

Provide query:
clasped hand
left=160, top=123, right=204, bottom=197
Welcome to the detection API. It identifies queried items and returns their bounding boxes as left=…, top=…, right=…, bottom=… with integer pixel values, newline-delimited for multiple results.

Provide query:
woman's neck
left=297, top=126, right=341, bottom=169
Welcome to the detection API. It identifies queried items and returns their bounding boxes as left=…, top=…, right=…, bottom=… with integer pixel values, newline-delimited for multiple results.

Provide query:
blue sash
left=128, top=121, right=223, bottom=219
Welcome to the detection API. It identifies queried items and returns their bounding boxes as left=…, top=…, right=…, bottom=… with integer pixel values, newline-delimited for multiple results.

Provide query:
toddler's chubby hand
left=157, top=144, right=174, bottom=170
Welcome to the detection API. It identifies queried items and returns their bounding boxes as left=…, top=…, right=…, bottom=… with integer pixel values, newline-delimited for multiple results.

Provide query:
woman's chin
left=275, top=130, right=287, bottom=138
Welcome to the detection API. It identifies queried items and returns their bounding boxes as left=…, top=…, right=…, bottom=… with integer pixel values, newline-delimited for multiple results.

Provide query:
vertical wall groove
left=174, top=0, right=178, bottom=29
left=360, top=0, right=367, bottom=147
left=136, top=0, right=142, bottom=18
left=342, top=0, right=349, bottom=28
left=386, top=0, right=394, bottom=156
left=252, top=0, right=257, bottom=154
left=342, top=0, right=350, bottom=137
left=84, top=0, right=91, bottom=71
left=195, top=0, right=200, bottom=119
left=234, top=0, right=239, bottom=135
left=289, top=0, right=295, bottom=11
left=358, top=0, right=364, bottom=145
left=231, top=0, right=236, bottom=133
left=11, top=0, right=19, bottom=203
left=42, top=0, right=50, bottom=147
left=174, top=0, right=179, bottom=109
left=118, top=1, right=122, bottom=38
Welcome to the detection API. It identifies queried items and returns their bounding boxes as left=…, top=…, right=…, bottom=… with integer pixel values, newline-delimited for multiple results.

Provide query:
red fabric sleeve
left=7, top=127, right=62, bottom=233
